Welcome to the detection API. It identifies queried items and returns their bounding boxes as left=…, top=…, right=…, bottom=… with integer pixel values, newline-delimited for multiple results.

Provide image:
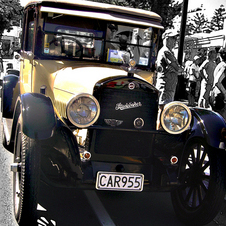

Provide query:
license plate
left=96, top=172, right=144, bottom=192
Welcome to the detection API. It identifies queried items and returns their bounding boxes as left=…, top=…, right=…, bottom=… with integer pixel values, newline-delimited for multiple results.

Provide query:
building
left=1, top=26, right=22, bottom=59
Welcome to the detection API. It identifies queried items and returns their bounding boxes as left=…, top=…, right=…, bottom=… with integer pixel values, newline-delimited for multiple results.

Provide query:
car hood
left=53, top=65, right=128, bottom=95
left=53, top=64, right=139, bottom=119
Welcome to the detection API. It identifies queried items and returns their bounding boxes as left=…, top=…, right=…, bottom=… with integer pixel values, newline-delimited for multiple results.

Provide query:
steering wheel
left=56, top=35, right=84, bottom=59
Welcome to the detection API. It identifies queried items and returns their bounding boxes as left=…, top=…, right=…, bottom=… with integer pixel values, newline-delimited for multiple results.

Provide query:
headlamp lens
left=67, top=94, right=100, bottom=128
left=161, top=102, right=191, bottom=134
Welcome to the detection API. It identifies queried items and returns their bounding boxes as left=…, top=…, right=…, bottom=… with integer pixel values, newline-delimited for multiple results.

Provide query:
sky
left=187, top=0, right=225, bottom=18
left=19, top=0, right=225, bottom=16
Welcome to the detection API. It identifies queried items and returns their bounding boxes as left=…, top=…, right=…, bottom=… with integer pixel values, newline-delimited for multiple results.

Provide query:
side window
left=24, top=8, right=35, bottom=51
left=21, top=11, right=27, bottom=50
left=26, top=21, right=34, bottom=51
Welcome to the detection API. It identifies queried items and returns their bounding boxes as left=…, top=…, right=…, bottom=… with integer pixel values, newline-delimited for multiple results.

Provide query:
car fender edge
left=20, top=93, right=56, bottom=140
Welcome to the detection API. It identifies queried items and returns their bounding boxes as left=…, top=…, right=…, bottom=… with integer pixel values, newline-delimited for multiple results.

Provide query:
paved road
left=0, top=143, right=18, bottom=226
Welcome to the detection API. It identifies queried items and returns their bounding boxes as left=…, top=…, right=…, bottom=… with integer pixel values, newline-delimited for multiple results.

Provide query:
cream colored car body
left=20, top=59, right=156, bottom=119
left=19, top=0, right=162, bottom=121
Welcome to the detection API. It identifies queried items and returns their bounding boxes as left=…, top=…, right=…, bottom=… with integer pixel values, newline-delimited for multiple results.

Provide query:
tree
left=186, top=12, right=209, bottom=35
left=0, top=0, right=23, bottom=36
left=209, top=5, right=225, bottom=31
left=151, top=0, right=182, bottom=29
left=0, top=0, right=23, bottom=72
left=90, top=0, right=182, bottom=29
left=186, top=4, right=226, bottom=35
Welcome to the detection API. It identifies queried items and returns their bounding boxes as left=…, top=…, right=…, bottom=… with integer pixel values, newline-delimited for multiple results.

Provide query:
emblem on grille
left=104, top=119, right=123, bottom=127
left=134, top=118, right=144, bottom=129
left=115, top=102, right=142, bottom=110
left=128, top=82, right=136, bottom=90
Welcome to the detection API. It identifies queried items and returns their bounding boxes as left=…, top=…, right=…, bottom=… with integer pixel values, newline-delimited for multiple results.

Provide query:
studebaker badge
left=115, top=102, right=142, bottom=111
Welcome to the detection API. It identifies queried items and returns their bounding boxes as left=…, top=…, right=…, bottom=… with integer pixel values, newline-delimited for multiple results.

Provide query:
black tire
left=171, top=138, right=225, bottom=226
left=13, top=116, right=41, bottom=226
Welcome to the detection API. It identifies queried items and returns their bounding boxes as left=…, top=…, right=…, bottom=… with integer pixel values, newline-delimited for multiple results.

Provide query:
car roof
left=25, top=0, right=163, bottom=29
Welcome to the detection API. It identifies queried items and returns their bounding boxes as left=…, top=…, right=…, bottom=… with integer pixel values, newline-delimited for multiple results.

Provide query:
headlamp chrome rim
left=66, top=93, right=100, bottom=128
left=160, top=102, right=191, bottom=134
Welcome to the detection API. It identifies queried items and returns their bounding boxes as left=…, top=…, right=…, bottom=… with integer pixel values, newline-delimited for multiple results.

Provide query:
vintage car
left=1, top=0, right=226, bottom=225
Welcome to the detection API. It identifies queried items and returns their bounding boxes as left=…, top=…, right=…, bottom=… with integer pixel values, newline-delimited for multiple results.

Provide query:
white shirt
left=188, top=63, right=199, bottom=82
left=212, top=61, right=226, bottom=96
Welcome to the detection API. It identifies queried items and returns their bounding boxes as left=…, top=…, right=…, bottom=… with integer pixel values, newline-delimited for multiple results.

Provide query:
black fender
left=12, top=93, right=82, bottom=185
left=1, top=74, right=19, bottom=118
left=189, top=108, right=226, bottom=149
left=39, top=119, right=82, bottom=185
left=19, top=93, right=57, bottom=140
left=178, top=108, right=226, bottom=188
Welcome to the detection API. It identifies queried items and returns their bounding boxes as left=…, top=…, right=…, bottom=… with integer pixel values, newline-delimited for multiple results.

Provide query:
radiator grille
left=91, top=83, right=158, bottom=157
left=92, top=129, right=155, bottom=157
left=96, top=88, right=158, bottom=130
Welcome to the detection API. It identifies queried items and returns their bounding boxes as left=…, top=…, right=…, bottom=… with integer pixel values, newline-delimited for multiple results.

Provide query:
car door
left=20, top=8, right=35, bottom=94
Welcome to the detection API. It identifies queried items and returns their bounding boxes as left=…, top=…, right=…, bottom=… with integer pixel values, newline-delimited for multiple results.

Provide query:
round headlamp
left=66, top=93, right=100, bottom=128
left=160, top=102, right=191, bottom=134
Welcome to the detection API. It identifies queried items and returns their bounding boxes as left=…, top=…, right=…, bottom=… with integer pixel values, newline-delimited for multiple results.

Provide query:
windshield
left=38, top=13, right=160, bottom=68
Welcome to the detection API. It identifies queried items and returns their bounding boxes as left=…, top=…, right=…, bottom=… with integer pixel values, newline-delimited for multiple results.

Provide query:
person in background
left=216, top=48, right=223, bottom=65
left=184, top=58, right=193, bottom=75
left=187, top=55, right=200, bottom=106
left=141, top=28, right=152, bottom=58
left=198, top=48, right=217, bottom=109
left=210, top=48, right=226, bottom=112
left=195, top=49, right=207, bottom=100
left=155, top=29, right=184, bottom=130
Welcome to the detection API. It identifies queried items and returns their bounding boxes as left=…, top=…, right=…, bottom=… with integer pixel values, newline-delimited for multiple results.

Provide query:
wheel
left=13, top=115, right=41, bottom=226
left=171, top=138, right=225, bottom=225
